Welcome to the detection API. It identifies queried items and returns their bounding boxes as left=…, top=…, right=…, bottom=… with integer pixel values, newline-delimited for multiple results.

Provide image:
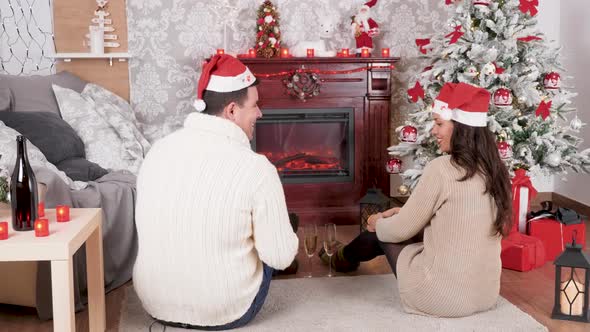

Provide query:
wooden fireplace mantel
left=242, top=56, right=399, bottom=225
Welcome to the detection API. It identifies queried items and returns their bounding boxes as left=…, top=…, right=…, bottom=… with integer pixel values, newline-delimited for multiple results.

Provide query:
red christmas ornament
left=519, top=0, right=539, bottom=17
left=493, top=88, right=513, bottom=107
left=535, top=100, right=552, bottom=120
left=400, top=125, right=418, bottom=143
left=407, top=81, right=425, bottom=103
left=474, top=0, right=491, bottom=6
left=497, top=141, right=513, bottom=159
left=386, top=157, right=403, bottom=174
left=543, top=72, right=561, bottom=90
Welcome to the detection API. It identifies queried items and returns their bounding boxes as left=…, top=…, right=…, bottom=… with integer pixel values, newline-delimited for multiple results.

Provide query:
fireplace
left=242, top=57, right=398, bottom=225
left=253, top=108, right=354, bottom=183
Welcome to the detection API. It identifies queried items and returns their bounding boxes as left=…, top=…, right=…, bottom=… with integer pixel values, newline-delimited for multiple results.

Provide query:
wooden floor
left=1, top=224, right=589, bottom=331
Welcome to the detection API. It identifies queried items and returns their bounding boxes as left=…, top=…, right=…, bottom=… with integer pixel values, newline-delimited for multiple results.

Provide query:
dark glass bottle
left=10, top=135, right=38, bottom=231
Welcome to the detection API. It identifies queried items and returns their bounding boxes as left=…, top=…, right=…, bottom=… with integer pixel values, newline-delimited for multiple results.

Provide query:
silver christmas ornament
left=570, top=116, right=583, bottom=131
left=545, top=152, right=562, bottom=167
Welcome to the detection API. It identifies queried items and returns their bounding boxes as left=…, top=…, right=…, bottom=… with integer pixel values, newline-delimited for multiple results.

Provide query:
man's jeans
left=157, top=264, right=273, bottom=330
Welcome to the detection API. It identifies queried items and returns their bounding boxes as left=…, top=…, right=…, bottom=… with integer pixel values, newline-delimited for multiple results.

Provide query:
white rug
left=120, top=274, right=547, bottom=332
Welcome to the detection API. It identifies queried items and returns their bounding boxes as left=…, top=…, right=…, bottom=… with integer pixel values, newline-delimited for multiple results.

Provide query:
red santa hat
left=193, top=54, right=257, bottom=112
left=362, top=0, right=377, bottom=9
left=432, top=82, right=490, bottom=127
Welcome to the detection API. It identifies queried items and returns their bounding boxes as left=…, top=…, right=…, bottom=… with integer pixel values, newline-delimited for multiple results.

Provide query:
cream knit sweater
left=376, top=155, right=501, bottom=317
left=133, top=113, right=299, bottom=326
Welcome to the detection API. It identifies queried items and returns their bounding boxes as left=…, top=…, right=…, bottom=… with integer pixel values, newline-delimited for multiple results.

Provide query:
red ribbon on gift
left=511, top=169, right=538, bottom=234
left=519, top=0, right=539, bottom=17
left=445, top=26, right=464, bottom=44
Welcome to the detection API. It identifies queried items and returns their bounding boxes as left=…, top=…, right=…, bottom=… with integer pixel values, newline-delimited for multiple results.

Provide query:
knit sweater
left=376, top=155, right=501, bottom=317
left=133, top=112, right=299, bottom=326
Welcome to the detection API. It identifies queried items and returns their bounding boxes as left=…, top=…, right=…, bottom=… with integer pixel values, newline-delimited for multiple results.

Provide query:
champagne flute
left=303, top=224, right=318, bottom=278
left=323, top=223, right=337, bottom=277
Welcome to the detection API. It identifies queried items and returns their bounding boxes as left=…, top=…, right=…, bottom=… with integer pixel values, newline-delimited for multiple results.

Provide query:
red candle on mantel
left=248, top=48, right=256, bottom=58
left=280, top=48, right=289, bottom=58
left=381, top=48, right=390, bottom=57
left=306, top=48, right=315, bottom=57
left=34, top=219, right=49, bottom=237
left=341, top=48, right=350, bottom=57
left=361, top=48, right=370, bottom=58
left=56, top=205, right=70, bottom=222
left=0, top=221, right=7, bottom=240
left=216, top=49, right=225, bottom=55
left=38, top=201, right=45, bottom=217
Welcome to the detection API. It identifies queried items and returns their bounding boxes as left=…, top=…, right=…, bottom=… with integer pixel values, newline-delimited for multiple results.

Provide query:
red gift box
left=501, top=232, right=545, bottom=272
left=528, top=217, right=586, bottom=261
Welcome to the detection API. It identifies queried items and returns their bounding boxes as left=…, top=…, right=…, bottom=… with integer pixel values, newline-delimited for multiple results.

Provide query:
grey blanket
left=33, top=166, right=138, bottom=319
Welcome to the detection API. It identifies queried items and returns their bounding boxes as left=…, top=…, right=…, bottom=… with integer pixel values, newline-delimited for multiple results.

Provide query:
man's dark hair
left=201, top=80, right=259, bottom=116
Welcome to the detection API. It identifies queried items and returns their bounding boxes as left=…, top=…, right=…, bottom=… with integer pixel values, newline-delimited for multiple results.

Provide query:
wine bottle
left=10, top=135, right=38, bottom=231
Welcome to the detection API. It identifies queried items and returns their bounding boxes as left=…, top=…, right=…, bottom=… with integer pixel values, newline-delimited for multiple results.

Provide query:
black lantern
left=359, top=187, right=390, bottom=232
left=552, top=233, right=590, bottom=322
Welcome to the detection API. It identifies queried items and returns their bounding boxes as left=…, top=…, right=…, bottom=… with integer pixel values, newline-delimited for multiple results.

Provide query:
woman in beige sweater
left=322, top=82, right=512, bottom=317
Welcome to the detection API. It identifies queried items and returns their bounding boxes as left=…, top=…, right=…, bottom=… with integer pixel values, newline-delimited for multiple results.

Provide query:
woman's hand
left=366, top=212, right=383, bottom=232
left=381, top=207, right=401, bottom=218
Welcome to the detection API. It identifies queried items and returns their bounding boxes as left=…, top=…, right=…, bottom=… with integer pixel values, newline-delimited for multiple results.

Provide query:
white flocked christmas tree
left=389, top=0, right=590, bottom=192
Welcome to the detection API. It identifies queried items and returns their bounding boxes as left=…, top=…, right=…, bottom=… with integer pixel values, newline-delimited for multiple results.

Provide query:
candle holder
left=280, top=48, right=290, bottom=58
left=216, top=49, right=225, bottom=55
left=34, top=219, right=49, bottom=237
left=361, top=49, right=370, bottom=58
left=306, top=48, right=315, bottom=57
left=341, top=48, right=350, bottom=57
left=0, top=221, right=7, bottom=240
left=56, top=205, right=70, bottom=222
left=381, top=48, right=390, bottom=57
left=38, top=201, right=45, bottom=218
left=248, top=48, right=256, bottom=58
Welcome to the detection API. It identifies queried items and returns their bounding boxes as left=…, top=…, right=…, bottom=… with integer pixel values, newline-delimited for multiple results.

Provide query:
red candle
left=381, top=48, right=390, bottom=57
left=38, top=201, right=45, bottom=217
left=56, top=205, right=70, bottom=222
left=341, top=48, right=350, bottom=57
left=248, top=48, right=256, bottom=58
left=216, top=49, right=225, bottom=55
left=280, top=48, right=289, bottom=58
left=361, top=48, right=370, bottom=58
left=0, top=221, right=7, bottom=240
left=34, top=219, right=49, bottom=237
left=306, top=48, right=314, bottom=57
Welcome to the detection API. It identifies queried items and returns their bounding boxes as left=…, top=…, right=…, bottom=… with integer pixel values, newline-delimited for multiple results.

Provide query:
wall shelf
left=49, top=53, right=132, bottom=66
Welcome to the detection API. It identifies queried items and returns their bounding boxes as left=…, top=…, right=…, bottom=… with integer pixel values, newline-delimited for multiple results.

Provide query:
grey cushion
left=0, top=88, right=12, bottom=112
left=56, top=157, right=108, bottom=182
left=0, top=111, right=85, bottom=165
left=0, top=71, right=87, bottom=115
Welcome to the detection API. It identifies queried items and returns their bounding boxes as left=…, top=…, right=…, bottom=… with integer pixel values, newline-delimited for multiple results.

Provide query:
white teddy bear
left=291, top=17, right=338, bottom=57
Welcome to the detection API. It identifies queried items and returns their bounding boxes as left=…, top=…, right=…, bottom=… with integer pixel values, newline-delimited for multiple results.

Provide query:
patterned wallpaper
left=127, top=0, right=451, bottom=142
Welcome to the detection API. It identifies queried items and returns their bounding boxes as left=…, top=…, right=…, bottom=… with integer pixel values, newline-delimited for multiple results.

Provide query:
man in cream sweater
left=133, top=54, right=299, bottom=329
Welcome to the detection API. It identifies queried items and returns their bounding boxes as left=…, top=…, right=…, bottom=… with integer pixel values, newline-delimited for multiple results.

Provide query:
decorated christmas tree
left=254, top=0, right=281, bottom=59
left=389, top=0, right=590, bottom=192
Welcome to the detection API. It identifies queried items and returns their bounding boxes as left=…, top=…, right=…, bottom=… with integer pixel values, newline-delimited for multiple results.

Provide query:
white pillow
left=53, top=85, right=143, bottom=174
left=0, top=121, right=86, bottom=190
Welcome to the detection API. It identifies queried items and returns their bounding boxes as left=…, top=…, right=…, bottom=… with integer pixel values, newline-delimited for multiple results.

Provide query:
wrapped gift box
left=501, top=232, right=545, bottom=272
left=527, top=217, right=586, bottom=261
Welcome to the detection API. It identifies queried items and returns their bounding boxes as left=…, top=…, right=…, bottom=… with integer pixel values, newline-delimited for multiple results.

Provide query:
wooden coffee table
left=0, top=208, right=105, bottom=332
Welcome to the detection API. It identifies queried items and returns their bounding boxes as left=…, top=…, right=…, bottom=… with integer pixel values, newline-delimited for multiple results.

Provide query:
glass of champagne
left=303, top=224, right=318, bottom=278
left=324, top=223, right=337, bottom=277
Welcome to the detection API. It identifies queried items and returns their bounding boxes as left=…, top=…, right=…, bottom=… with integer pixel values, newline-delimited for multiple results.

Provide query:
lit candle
left=306, top=48, right=315, bottom=57
left=38, top=201, right=45, bottom=217
left=34, top=219, right=49, bottom=237
left=336, top=51, right=342, bottom=57
left=248, top=48, right=256, bottom=58
left=341, top=48, right=350, bottom=57
left=56, top=205, right=70, bottom=222
left=561, top=280, right=584, bottom=316
left=216, top=49, right=225, bottom=55
left=381, top=48, right=390, bottom=57
left=0, top=221, right=7, bottom=240
left=280, top=48, right=289, bottom=58
left=361, top=48, right=370, bottom=58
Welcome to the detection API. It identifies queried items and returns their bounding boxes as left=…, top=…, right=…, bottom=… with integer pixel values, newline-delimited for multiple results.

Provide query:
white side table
left=0, top=208, right=106, bottom=332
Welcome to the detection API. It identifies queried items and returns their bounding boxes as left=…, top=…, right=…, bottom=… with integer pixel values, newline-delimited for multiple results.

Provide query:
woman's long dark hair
left=450, top=121, right=512, bottom=237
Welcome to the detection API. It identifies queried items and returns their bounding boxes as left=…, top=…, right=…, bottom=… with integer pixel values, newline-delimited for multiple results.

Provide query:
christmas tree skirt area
left=120, top=274, right=547, bottom=331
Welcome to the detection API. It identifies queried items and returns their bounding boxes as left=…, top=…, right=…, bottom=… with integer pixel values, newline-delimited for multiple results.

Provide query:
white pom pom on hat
left=193, top=54, right=257, bottom=112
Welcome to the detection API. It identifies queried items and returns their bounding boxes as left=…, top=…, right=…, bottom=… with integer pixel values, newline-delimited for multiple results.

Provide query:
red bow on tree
left=445, top=0, right=455, bottom=4
left=407, top=81, right=425, bottom=103
left=493, top=62, right=505, bottom=74
left=535, top=100, right=552, bottom=120
left=445, top=26, right=464, bottom=44
left=415, top=38, right=430, bottom=54
left=517, top=35, right=542, bottom=42
left=519, top=0, right=539, bottom=17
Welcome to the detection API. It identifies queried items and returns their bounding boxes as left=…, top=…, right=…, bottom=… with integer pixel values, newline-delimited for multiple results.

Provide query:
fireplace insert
left=253, top=108, right=354, bottom=184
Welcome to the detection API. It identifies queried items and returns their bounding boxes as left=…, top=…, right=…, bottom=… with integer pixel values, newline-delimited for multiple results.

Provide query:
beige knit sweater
left=376, top=155, right=501, bottom=317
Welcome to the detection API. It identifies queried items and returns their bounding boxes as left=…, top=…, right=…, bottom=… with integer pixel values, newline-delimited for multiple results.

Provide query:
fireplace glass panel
left=253, top=108, right=354, bottom=183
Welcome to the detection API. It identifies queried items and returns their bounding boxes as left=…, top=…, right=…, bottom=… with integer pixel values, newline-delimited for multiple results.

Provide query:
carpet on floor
left=119, top=274, right=547, bottom=332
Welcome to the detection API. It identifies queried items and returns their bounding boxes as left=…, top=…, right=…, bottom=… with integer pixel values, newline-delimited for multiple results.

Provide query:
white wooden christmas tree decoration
left=86, top=0, right=120, bottom=51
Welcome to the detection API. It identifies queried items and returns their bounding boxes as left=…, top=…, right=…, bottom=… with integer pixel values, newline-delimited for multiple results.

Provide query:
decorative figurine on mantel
left=351, top=0, right=379, bottom=56
left=86, top=0, right=120, bottom=53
